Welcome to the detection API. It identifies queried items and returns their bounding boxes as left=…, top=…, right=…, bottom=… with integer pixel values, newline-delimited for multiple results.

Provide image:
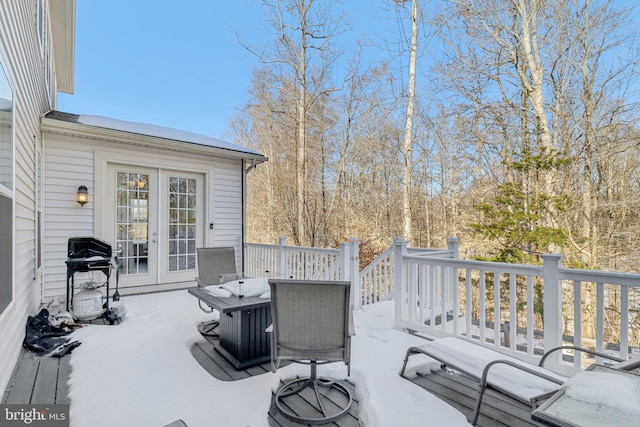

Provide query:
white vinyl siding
left=0, top=0, right=57, bottom=394
left=42, top=133, right=244, bottom=299
left=42, top=144, right=93, bottom=298
left=212, top=160, right=243, bottom=245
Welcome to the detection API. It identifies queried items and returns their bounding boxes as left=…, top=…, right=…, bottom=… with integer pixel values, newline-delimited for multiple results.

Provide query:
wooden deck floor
left=6, top=315, right=551, bottom=427
left=404, top=368, right=547, bottom=427
left=192, top=333, right=361, bottom=426
left=2, top=350, right=71, bottom=405
left=4, top=319, right=360, bottom=427
left=2, top=317, right=109, bottom=405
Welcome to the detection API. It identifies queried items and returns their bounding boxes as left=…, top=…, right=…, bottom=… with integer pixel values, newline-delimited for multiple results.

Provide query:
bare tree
left=235, top=0, right=640, bottom=289
left=395, top=0, right=420, bottom=243
left=238, top=0, right=349, bottom=245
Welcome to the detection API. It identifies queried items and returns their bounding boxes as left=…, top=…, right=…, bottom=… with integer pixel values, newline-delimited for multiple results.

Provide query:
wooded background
left=231, top=0, right=640, bottom=272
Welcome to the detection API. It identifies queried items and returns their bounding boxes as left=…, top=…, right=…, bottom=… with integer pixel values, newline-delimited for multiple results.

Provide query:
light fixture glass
left=77, top=185, right=88, bottom=206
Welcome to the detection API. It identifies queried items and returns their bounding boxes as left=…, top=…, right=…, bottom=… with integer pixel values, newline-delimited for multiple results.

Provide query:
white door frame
left=103, top=163, right=204, bottom=287
left=105, top=164, right=158, bottom=287
left=157, top=169, right=204, bottom=283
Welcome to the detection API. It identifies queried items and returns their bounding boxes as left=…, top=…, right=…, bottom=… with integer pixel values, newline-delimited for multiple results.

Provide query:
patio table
left=531, top=364, right=640, bottom=427
left=188, top=279, right=272, bottom=369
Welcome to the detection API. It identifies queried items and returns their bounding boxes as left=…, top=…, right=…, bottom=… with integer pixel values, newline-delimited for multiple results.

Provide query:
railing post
left=348, top=238, right=361, bottom=309
left=278, top=236, right=287, bottom=278
left=339, top=242, right=349, bottom=281
left=542, top=254, right=563, bottom=370
left=447, top=237, right=460, bottom=334
left=393, top=237, right=408, bottom=330
left=447, top=237, right=459, bottom=258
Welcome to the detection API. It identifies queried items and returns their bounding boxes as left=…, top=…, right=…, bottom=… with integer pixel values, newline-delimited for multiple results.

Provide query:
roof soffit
left=49, top=0, right=76, bottom=94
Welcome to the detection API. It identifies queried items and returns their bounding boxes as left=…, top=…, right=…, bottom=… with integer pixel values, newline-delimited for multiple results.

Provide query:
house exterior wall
left=42, top=132, right=244, bottom=300
left=0, top=1, right=58, bottom=393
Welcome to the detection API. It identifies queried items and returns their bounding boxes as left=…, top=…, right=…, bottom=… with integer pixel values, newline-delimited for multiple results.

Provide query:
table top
left=532, top=364, right=640, bottom=427
left=188, top=286, right=270, bottom=313
left=220, top=277, right=270, bottom=298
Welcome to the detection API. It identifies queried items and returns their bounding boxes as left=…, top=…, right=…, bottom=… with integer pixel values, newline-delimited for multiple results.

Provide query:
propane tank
left=72, top=289, right=105, bottom=320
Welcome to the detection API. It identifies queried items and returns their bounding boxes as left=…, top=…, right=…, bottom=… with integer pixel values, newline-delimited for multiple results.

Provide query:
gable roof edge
left=41, top=114, right=268, bottom=163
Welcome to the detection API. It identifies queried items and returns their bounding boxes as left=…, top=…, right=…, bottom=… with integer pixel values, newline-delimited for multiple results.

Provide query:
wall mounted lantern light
left=76, top=185, right=88, bottom=206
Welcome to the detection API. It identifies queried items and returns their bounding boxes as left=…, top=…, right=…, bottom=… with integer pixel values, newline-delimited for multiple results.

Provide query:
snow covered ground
left=66, top=290, right=470, bottom=427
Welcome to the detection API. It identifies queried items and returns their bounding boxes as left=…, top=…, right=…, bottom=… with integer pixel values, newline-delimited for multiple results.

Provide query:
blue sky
left=58, top=0, right=400, bottom=140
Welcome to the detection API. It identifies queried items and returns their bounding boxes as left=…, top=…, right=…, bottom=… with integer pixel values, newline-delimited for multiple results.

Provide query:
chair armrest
left=612, top=356, right=640, bottom=371
left=539, top=345, right=624, bottom=368
left=472, top=359, right=565, bottom=426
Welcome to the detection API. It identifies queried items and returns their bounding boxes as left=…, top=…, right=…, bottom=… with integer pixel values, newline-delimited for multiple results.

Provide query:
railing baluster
left=322, top=253, right=326, bottom=279
left=621, top=285, right=629, bottom=360
left=573, top=280, right=582, bottom=369
left=383, top=259, right=387, bottom=300
left=509, top=273, right=516, bottom=351
left=494, top=271, right=501, bottom=348
left=379, top=259, right=383, bottom=301
left=407, top=264, right=415, bottom=321
left=466, top=268, right=472, bottom=340
left=435, top=266, right=440, bottom=331
left=526, top=275, right=534, bottom=357
left=428, top=264, right=435, bottom=329
left=452, top=265, right=459, bottom=335
left=380, top=262, right=385, bottom=302
left=480, top=270, right=486, bottom=344
left=419, top=264, right=426, bottom=326
left=373, top=264, right=378, bottom=303
left=596, top=282, right=605, bottom=362
left=379, top=262, right=384, bottom=302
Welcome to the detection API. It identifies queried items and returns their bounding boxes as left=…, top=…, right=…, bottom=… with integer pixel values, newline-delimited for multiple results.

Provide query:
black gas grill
left=65, top=237, right=119, bottom=319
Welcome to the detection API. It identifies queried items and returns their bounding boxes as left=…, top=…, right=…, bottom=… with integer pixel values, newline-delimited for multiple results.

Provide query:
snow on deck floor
left=67, top=291, right=469, bottom=427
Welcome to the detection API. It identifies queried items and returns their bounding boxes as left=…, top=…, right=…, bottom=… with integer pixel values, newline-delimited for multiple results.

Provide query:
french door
left=106, top=164, right=204, bottom=287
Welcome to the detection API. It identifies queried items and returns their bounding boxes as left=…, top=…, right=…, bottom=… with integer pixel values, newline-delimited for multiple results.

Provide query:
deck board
left=424, top=369, right=539, bottom=425
left=2, top=351, right=73, bottom=405
left=192, top=340, right=255, bottom=381
left=55, top=356, right=72, bottom=404
left=191, top=341, right=235, bottom=381
left=5, top=334, right=545, bottom=427
left=5, top=317, right=546, bottom=427
left=405, top=368, right=546, bottom=427
left=3, top=351, right=39, bottom=404
left=193, top=334, right=361, bottom=426
left=268, top=377, right=360, bottom=427
left=30, top=357, right=60, bottom=404
left=2, top=316, right=114, bottom=405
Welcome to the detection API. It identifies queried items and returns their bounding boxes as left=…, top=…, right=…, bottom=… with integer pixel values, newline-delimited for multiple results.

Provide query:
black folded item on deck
left=23, top=308, right=81, bottom=357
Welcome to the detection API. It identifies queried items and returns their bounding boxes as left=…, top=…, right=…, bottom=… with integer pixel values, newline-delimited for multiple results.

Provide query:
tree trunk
left=295, top=3, right=308, bottom=246
left=402, top=0, right=418, bottom=243
left=514, top=0, right=555, bottom=205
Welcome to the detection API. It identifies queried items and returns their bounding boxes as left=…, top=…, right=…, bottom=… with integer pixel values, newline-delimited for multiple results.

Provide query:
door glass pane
left=116, top=172, right=149, bottom=275
left=168, top=176, right=196, bottom=271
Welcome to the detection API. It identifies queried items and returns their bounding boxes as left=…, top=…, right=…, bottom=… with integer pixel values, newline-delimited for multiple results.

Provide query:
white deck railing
left=358, top=237, right=458, bottom=305
left=393, top=239, right=640, bottom=373
left=559, top=268, right=640, bottom=370
left=359, top=245, right=395, bottom=305
left=244, top=237, right=362, bottom=305
left=245, top=236, right=640, bottom=373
